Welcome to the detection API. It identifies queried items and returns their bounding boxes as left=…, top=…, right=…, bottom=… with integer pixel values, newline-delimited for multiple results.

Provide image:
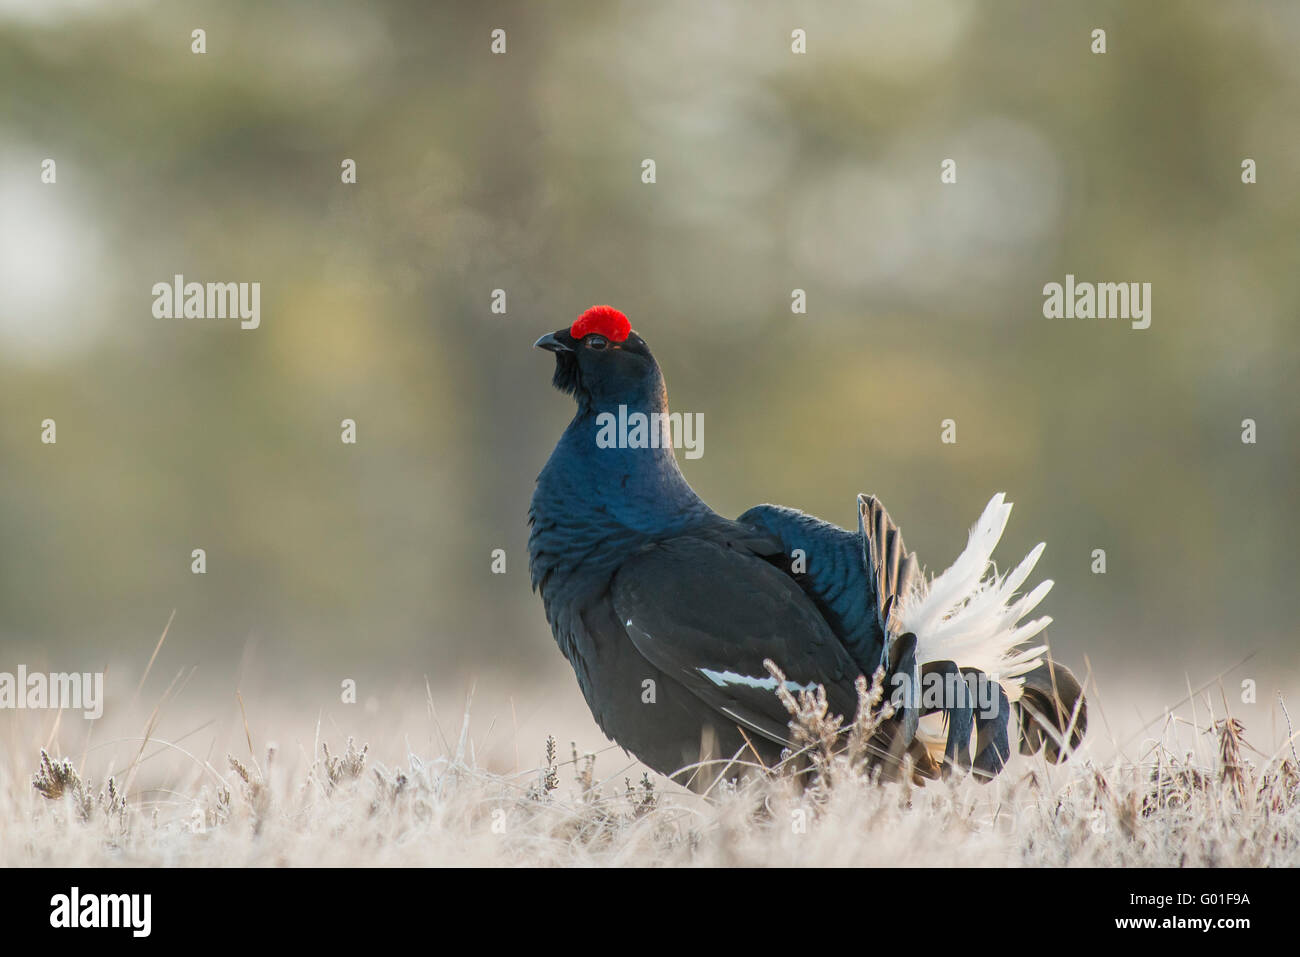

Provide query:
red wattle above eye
left=570, top=305, right=630, bottom=342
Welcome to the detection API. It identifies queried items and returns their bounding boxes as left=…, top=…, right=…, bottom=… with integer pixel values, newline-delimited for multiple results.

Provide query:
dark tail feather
left=1016, top=658, right=1086, bottom=763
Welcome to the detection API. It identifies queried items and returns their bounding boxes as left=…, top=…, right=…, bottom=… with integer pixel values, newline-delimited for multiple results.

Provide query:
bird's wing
left=734, top=503, right=886, bottom=674
left=610, top=535, right=863, bottom=748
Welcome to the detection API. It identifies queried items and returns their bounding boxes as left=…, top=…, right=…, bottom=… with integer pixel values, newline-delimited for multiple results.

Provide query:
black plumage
left=528, top=309, right=1085, bottom=787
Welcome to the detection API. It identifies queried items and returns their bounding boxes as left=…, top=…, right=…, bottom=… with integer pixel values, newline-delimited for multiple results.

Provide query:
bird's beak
left=534, top=331, right=573, bottom=353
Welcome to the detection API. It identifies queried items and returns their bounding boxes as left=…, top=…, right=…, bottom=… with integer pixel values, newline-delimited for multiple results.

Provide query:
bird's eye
left=585, top=335, right=609, bottom=350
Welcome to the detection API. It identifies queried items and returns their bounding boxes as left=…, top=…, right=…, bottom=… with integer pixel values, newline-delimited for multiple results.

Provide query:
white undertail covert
left=898, top=493, right=1052, bottom=702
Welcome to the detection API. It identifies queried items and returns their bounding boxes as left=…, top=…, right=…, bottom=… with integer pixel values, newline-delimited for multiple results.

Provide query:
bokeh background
left=1, top=0, right=1297, bottom=772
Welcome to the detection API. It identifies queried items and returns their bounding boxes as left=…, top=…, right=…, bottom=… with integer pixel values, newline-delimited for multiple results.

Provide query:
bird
left=528, top=305, right=1086, bottom=788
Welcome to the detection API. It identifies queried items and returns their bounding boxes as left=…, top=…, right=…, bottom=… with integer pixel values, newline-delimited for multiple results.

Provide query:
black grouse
left=528, top=306, right=1085, bottom=787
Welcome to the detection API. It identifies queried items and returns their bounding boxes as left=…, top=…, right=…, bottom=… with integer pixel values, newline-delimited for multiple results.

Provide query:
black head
left=535, top=306, right=664, bottom=410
